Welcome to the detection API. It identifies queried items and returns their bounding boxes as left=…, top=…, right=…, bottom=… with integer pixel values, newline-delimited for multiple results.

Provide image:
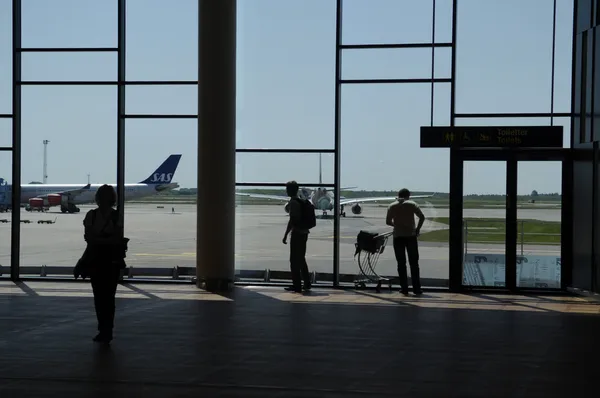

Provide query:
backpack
left=355, top=230, right=380, bottom=255
left=293, top=197, right=317, bottom=230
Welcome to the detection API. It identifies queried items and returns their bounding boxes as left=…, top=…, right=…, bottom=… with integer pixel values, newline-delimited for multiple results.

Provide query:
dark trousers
left=90, top=265, right=121, bottom=334
left=290, top=232, right=311, bottom=289
left=393, top=236, right=422, bottom=293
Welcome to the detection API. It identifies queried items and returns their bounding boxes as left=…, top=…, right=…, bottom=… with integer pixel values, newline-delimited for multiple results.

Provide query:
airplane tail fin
left=139, top=154, right=182, bottom=184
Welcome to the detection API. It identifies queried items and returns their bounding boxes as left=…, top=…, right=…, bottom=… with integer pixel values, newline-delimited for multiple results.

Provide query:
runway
left=0, top=203, right=561, bottom=282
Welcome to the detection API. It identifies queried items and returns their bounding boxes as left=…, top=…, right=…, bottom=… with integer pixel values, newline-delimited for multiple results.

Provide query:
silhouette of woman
left=83, top=184, right=124, bottom=343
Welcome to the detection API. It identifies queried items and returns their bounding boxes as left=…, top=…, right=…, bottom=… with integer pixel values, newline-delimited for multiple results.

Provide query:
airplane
left=235, top=154, right=434, bottom=217
left=0, top=154, right=182, bottom=214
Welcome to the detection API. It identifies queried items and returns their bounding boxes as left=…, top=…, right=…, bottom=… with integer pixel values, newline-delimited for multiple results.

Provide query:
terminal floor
left=1, top=280, right=599, bottom=397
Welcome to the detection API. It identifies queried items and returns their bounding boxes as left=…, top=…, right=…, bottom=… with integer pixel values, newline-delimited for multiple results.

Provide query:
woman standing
left=83, top=184, right=124, bottom=343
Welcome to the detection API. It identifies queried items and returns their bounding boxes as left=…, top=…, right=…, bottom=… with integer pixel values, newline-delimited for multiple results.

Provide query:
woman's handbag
left=73, top=209, right=130, bottom=278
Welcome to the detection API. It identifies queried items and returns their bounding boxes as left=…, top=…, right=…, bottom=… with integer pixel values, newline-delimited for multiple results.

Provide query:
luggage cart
left=353, top=230, right=394, bottom=292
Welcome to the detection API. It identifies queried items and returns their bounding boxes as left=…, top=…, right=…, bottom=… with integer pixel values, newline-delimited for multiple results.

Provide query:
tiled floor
left=1, top=280, right=600, bottom=397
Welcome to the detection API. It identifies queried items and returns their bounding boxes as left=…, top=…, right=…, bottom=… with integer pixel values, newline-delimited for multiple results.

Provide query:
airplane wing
left=35, top=184, right=92, bottom=199
left=340, top=193, right=435, bottom=206
left=235, top=192, right=289, bottom=202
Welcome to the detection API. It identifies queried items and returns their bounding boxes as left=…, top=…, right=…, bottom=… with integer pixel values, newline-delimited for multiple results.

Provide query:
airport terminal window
left=455, top=1, right=559, bottom=114
left=18, top=86, right=117, bottom=276
left=126, top=0, right=198, bottom=82
left=340, top=83, right=448, bottom=287
left=0, top=151, right=12, bottom=279
left=123, top=119, right=196, bottom=280
left=236, top=0, right=335, bottom=150
left=1, top=0, right=577, bottom=289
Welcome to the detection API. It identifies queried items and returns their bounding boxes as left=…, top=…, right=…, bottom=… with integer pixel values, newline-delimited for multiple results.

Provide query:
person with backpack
left=81, top=184, right=127, bottom=343
left=282, top=180, right=316, bottom=292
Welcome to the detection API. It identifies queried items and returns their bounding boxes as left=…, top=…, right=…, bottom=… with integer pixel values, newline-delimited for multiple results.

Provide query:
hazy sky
left=0, top=0, right=572, bottom=195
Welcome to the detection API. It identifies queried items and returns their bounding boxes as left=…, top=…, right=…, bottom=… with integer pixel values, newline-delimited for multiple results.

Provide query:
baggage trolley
left=353, top=230, right=394, bottom=292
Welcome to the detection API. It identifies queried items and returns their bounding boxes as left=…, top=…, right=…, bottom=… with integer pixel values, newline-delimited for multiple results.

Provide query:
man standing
left=282, top=180, right=313, bottom=293
left=386, top=188, right=425, bottom=295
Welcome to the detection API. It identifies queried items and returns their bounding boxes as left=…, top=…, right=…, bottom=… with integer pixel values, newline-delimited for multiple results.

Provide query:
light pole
left=42, top=140, right=50, bottom=183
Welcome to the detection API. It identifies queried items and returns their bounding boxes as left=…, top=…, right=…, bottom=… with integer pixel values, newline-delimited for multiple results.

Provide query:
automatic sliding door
left=514, top=161, right=562, bottom=289
left=462, top=161, right=508, bottom=287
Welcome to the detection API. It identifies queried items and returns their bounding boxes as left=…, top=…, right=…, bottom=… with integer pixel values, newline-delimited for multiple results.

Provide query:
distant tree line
left=167, top=188, right=561, bottom=200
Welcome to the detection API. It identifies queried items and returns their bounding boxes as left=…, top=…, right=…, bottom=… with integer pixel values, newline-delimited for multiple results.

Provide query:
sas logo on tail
left=150, top=173, right=173, bottom=183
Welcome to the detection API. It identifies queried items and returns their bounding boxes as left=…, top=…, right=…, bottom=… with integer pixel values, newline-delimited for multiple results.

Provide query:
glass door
left=513, top=160, right=562, bottom=289
left=461, top=160, right=509, bottom=288
left=452, top=149, right=569, bottom=292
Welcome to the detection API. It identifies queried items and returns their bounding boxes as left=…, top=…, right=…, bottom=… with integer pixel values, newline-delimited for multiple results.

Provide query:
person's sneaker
left=303, top=283, right=312, bottom=291
left=284, top=286, right=302, bottom=293
left=413, top=290, right=423, bottom=296
left=400, top=290, right=409, bottom=296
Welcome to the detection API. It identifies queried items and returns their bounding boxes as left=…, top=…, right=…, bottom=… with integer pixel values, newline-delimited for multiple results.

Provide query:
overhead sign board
left=420, top=126, right=564, bottom=148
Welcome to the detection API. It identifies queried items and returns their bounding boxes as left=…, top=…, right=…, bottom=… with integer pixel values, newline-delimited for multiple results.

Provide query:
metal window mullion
left=430, top=0, right=436, bottom=126
left=235, top=182, right=335, bottom=188
left=341, top=78, right=452, bottom=84
left=340, top=42, right=452, bottom=49
left=19, top=81, right=118, bottom=85
left=11, top=0, right=22, bottom=281
left=333, top=0, right=343, bottom=288
left=125, top=81, right=198, bottom=85
left=235, top=149, right=335, bottom=153
left=551, top=0, right=558, bottom=126
left=19, top=47, right=118, bottom=52
left=117, top=0, right=126, bottom=224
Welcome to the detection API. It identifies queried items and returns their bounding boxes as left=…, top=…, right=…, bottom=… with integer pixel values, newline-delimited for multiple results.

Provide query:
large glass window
left=1, top=0, right=575, bottom=285
left=455, top=0, right=571, bottom=115
left=21, top=0, right=116, bottom=48
left=235, top=183, right=334, bottom=284
left=236, top=1, right=336, bottom=285
left=0, top=120, right=10, bottom=152
left=123, top=119, right=196, bottom=280
left=19, top=86, right=117, bottom=276
left=126, top=0, right=197, bottom=81
left=339, top=84, right=448, bottom=287
left=0, top=0, right=10, bottom=119
left=0, top=150, right=11, bottom=279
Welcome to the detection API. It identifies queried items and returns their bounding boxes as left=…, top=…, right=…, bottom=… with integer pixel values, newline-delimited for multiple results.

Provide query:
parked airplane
left=235, top=154, right=434, bottom=217
left=0, top=154, right=182, bottom=214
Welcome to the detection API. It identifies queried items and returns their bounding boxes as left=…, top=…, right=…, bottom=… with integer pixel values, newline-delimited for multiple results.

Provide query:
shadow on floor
left=0, top=281, right=599, bottom=397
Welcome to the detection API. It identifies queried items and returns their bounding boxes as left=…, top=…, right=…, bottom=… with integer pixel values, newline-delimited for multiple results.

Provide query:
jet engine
left=351, top=203, right=362, bottom=215
left=284, top=202, right=290, bottom=213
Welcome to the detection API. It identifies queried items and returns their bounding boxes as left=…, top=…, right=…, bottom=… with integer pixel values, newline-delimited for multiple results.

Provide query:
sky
left=0, top=0, right=573, bottom=195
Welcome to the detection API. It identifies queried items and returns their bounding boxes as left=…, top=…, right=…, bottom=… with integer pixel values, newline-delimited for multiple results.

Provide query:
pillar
left=196, top=0, right=237, bottom=291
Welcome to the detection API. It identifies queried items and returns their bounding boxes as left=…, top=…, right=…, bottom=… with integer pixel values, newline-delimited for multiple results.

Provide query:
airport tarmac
left=0, top=203, right=561, bottom=281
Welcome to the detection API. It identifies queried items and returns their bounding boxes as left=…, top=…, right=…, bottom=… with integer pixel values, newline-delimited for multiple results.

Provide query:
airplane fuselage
left=310, top=188, right=335, bottom=211
left=7, top=183, right=177, bottom=205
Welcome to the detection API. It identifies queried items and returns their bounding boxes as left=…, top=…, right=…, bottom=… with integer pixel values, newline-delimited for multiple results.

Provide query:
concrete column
left=196, top=0, right=236, bottom=291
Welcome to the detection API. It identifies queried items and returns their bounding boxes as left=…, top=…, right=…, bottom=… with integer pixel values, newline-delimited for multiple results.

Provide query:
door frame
left=448, top=148, right=573, bottom=292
